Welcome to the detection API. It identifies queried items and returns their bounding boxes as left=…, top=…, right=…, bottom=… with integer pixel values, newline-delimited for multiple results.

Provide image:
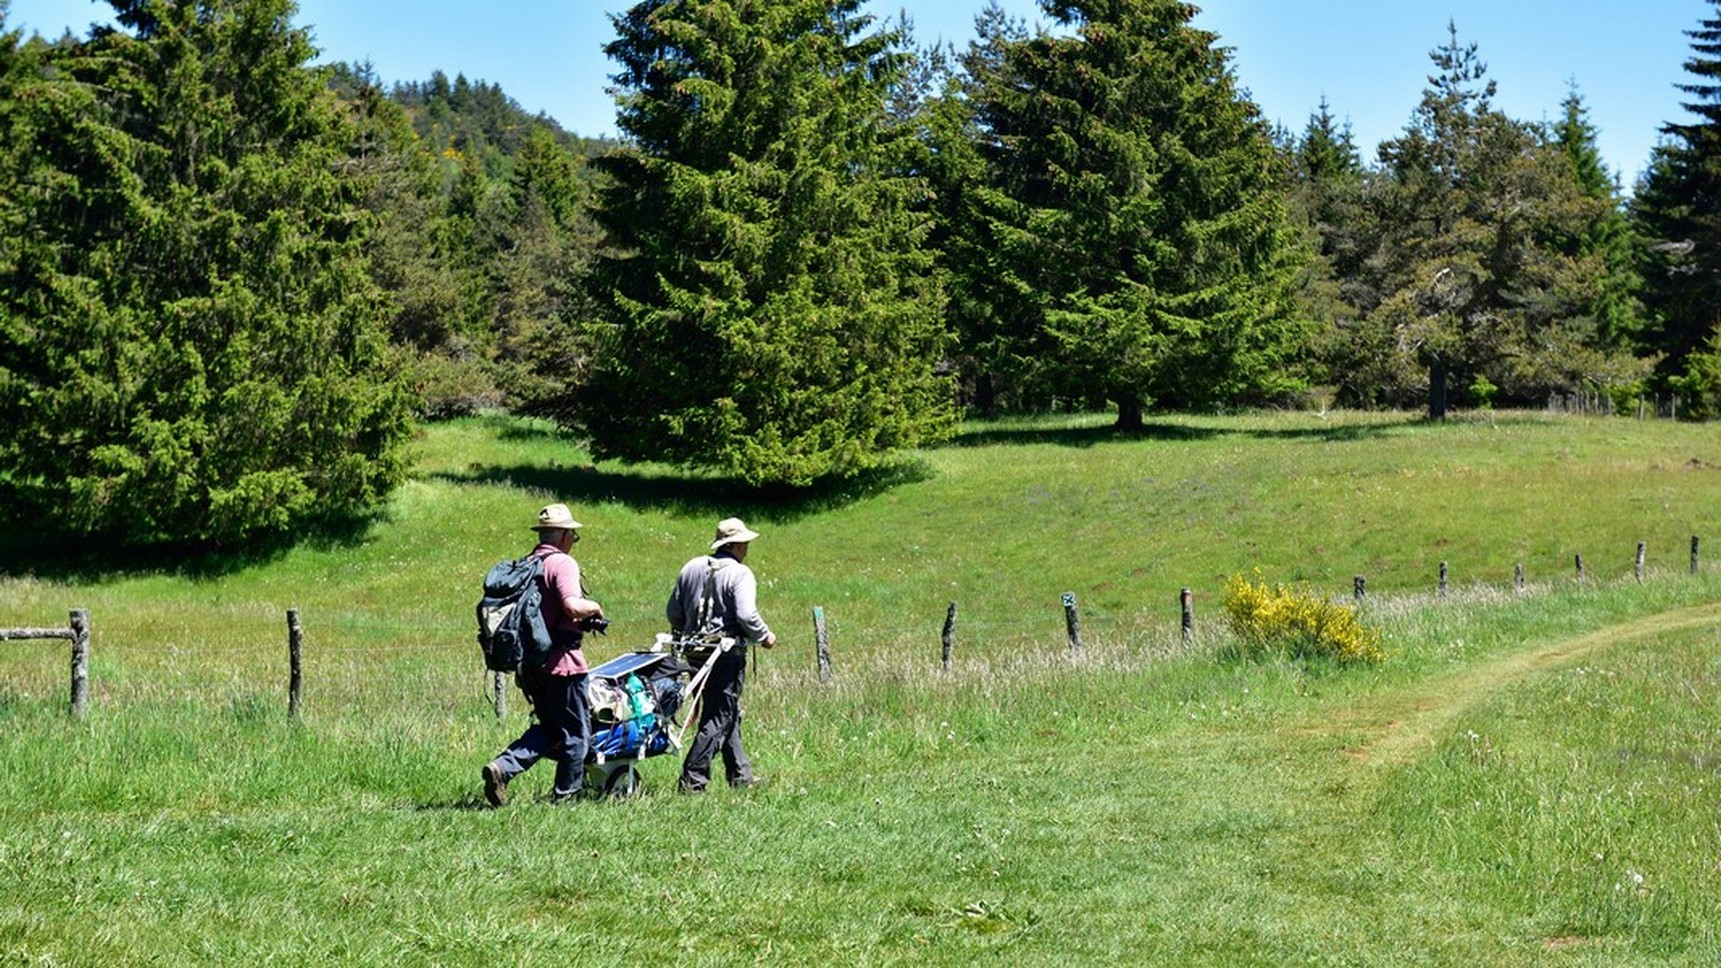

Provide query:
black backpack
left=475, top=554, right=556, bottom=673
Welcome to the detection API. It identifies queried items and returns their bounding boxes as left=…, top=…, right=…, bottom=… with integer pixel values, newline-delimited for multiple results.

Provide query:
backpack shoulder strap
left=533, top=548, right=584, bottom=597
left=695, top=555, right=726, bottom=632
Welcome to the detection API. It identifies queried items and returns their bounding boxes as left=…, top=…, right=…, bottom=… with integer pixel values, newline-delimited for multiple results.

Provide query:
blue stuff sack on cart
left=591, top=719, right=672, bottom=758
left=592, top=720, right=645, bottom=757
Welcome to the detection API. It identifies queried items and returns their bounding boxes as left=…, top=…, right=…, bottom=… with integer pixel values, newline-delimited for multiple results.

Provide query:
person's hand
left=761, top=632, right=777, bottom=649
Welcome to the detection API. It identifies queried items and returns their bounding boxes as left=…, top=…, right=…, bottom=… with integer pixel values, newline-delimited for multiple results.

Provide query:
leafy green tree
left=0, top=0, right=411, bottom=546
left=560, top=0, right=954, bottom=485
left=961, top=0, right=1307, bottom=428
left=1634, top=0, right=1721, bottom=386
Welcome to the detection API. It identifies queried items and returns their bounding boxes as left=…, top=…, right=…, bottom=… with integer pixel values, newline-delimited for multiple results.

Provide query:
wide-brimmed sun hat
left=710, top=517, right=760, bottom=550
left=532, top=503, right=583, bottom=531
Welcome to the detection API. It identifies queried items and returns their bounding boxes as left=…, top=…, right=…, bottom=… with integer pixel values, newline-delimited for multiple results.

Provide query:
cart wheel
left=603, top=765, right=642, bottom=800
left=581, top=763, right=610, bottom=799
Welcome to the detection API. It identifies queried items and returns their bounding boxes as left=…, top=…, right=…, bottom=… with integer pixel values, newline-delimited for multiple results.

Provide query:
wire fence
left=1, top=534, right=1708, bottom=719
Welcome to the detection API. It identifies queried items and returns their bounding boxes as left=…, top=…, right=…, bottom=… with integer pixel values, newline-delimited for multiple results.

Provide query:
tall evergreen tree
left=1292, top=99, right=1365, bottom=235
left=921, top=6, right=1027, bottom=417
left=1283, top=98, right=1368, bottom=396
left=492, top=127, right=599, bottom=404
left=0, top=0, right=411, bottom=546
left=1634, top=0, right=1721, bottom=383
left=332, top=62, right=498, bottom=418
left=1551, top=86, right=1644, bottom=353
left=560, top=0, right=953, bottom=485
left=962, top=0, right=1307, bottom=428
left=1348, top=23, right=1641, bottom=416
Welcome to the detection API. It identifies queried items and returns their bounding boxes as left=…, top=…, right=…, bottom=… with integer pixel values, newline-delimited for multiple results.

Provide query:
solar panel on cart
left=589, top=650, right=667, bottom=679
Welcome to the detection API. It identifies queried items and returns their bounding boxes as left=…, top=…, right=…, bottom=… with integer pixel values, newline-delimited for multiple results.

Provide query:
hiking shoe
left=733, top=775, right=767, bottom=790
left=481, top=762, right=509, bottom=807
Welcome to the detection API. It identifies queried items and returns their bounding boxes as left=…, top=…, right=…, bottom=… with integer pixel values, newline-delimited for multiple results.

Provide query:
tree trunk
left=1427, top=355, right=1448, bottom=420
left=1115, top=396, right=1144, bottom=431
left=975, top=372, right=997, bottom=419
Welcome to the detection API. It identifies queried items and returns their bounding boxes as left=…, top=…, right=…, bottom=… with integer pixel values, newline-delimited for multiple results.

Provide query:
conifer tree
left=1551, top=87, right=1644, bottom=354
left=0, top=0, right=411, bottom=546
left=1349, top=23, right=1644, bottom=416
left=334, top=62, right=496, bottom=418
left=561, top=0, right=953, bottom=485
left=960, top=0, right=1307, bottom=427
left=1282, top=98, right=1369, bottom=398
left=1634, top=0, right=1721, bottom=384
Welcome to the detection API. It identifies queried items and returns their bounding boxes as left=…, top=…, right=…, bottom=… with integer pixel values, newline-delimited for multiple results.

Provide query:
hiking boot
left=733, top=775, right=767, bottom=790
left=481, top=762, right=509, bottom=807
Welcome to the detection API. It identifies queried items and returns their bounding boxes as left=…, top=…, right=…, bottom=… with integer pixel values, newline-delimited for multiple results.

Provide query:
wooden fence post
left=1062, top=593, right=1083, bottom=657
left=1575, top=553, right=1585, bottom=582
left=814, top=606, right=831, bottom=683
left=1180, top=588, right=1194, bottom=647
left=940, top=602, right=957, bottom=671
left=1438, top=561, right=1449, bottom=599
left=286, top=609, right=304, bottom=720
left=1694, top=535, right=1702, bottom=576
left=1636, top=542, right=1646, bottom=583
left=1514, top=562, right=1525, bottom=596
left=493, top=671, right=506, bottom=721
left=1353, top=575, right=1366, bottom=603
left=69, top=609, right=89, bottom=718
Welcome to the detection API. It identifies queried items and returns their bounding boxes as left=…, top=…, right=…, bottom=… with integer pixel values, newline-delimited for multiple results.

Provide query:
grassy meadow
left=2, top=409, right=1720, bottom=965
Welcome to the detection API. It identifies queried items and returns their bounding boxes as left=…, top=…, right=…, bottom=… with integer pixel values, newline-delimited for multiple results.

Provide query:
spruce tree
left=1634, top=0, right=1721, bottom=382
left=961, top=0, right=1307, bottom=427
left=1551, top=87, right=1644, bottom=354
left=563, top=0, right=953, bottom=485
left=1283, top=98, right=1369, bottom=400
left=0, top=0, right=411, bottom=546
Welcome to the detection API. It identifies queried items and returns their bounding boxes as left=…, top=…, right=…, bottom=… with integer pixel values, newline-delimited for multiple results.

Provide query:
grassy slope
left=1, top=409, right=1719, bottom=965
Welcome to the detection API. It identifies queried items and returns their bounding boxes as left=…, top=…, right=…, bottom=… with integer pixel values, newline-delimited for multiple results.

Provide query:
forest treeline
left=3, top=0, right=1721, bottom=548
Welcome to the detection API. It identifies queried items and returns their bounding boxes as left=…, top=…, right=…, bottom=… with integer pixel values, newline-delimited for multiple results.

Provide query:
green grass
left=1, top=409, right=1719, bottom=965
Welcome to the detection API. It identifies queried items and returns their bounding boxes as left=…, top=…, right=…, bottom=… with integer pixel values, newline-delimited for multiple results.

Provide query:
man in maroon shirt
left=481, top=503, right=605, bottom=806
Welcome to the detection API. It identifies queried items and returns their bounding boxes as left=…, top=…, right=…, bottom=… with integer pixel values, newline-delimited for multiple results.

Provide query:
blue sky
left=6, top=0, right=1709, bottom=186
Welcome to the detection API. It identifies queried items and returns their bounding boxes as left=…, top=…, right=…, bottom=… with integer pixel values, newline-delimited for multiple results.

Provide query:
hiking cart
left=581, top=636, right=733, bottom=798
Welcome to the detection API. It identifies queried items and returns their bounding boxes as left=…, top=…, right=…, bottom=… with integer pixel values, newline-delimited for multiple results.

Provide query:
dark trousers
left=679, top=649, right=753, bottom=791
left=494, top=667, right=591, bottom=799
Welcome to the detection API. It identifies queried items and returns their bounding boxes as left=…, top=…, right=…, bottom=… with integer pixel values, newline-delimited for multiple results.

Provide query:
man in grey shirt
left=667, top=516, right=777, bottom=792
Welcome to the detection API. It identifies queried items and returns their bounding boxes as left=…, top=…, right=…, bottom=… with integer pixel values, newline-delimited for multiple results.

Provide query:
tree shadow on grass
left=948, top=420, right=1221, bottom=448
left=1236, top=415, right=1427, bottom=442
left=949, top=414, right=1426, bottom=448
left=0, top=506, right=385, bottom=583
left=431, top=456, right=937, bottom=523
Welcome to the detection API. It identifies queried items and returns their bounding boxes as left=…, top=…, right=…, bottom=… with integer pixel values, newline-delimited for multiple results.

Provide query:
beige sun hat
left=710, top=517, right=760, bottom=550
left=532, top=503, right=583, bottom=531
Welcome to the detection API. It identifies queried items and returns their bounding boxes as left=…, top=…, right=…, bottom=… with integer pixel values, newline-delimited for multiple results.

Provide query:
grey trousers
left=678, top=650, right=753, bottom=791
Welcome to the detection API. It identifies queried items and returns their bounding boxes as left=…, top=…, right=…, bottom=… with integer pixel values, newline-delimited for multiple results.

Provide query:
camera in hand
left=579, top=616, right=610, bottom=635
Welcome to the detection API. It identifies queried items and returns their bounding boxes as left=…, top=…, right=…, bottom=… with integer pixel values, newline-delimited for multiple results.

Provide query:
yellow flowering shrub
left=1220, top=572, right=1385, bottom=665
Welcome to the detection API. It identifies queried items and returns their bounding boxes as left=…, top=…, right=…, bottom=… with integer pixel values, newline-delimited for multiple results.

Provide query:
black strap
left=693, top=556, right=717, bottom=634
